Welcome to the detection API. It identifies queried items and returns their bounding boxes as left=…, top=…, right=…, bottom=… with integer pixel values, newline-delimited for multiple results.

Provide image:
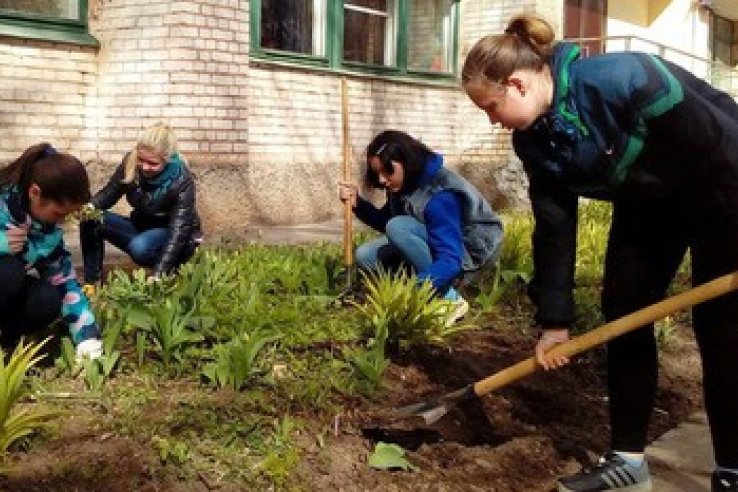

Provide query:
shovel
left=391, top=270, right=738, bottom=425
left=340, top=77, right=354, bottom=290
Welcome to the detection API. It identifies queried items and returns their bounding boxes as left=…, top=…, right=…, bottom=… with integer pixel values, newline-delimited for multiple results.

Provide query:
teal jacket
left=0, top=186, right=99, bottom=344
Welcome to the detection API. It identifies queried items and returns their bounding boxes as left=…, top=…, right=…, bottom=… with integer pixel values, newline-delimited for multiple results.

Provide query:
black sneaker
left=713, top=471, right=738, bottom=491
left=558, top=451, right=652, bottom=491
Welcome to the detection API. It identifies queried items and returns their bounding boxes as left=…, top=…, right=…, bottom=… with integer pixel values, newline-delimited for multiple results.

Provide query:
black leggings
left=603, top=190, right=738, bottom=467
left=0, top=256, right=62, bottom=346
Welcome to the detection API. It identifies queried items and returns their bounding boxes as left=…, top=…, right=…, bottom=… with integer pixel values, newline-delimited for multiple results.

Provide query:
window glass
left=407, top=0, right=453, bottom=73
left=714, top=15, right=738, bottom=67
left=0, top=0, right=78, bottom=20
left=261, top=0, right=326, bottom=56
left=343, top=0, right=396, bottom=66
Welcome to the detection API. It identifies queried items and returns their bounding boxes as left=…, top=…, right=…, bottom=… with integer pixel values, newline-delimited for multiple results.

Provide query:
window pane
left=408, top=0, right=454, bottom=73
left=0, top=0, right=78, bottom=19
left=261, top=0, right=325, bottom=56
left=343, top=1, right=395, bottom=66
left=713, top=16, right=738, bottom=67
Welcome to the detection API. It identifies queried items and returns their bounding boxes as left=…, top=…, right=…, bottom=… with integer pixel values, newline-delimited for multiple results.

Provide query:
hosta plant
left=1, top=338, right=57, bottom=454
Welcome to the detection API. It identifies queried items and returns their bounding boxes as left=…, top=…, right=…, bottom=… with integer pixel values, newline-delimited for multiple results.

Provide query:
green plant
left=253, top=417, right=301, bottom=487
left=128, top=296, right=204, bottom=366
left=473, top=266, right=532, bottom=312
left=576, top=200, right=612, bottom=283
left=356, top=269, right=476, bottom=351
left=0, top=339, right=57, bottom=454
left=346, top=322, right=390, bottom=392
left=368, top=442, right=417, bottom=471
left=202, top=331, right=280, bottom=390
left=153, top=436, right=190, bottom=466
left=655, top=316, right=677, bottom=347
left=497, top=211, right=534, bottom=273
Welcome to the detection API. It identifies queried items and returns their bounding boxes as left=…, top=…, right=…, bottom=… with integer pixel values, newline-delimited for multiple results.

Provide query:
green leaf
left=367, top=442, right=417, bottom=472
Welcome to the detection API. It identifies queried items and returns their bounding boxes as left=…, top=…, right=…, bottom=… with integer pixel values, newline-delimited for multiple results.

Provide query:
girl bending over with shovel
left=0, top=143, right=102, bottom=360
left=338, top=129, right=503, bottom=325
left=462, top=13, right=738, bottom=492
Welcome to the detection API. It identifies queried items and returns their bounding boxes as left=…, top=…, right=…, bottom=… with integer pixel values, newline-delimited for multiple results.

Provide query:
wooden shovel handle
left=473, top=270, right=738, bottom=397
left=341, top=78, right=353, bottom=266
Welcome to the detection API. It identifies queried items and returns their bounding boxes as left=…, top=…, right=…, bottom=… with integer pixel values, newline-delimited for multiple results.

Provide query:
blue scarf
left=143, top=153, right=185, bottom=198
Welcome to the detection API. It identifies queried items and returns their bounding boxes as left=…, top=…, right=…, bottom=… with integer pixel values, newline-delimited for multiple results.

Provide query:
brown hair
left=462, top=14, right=556, bottom=90
left=0, top=143, right=91, bottom=207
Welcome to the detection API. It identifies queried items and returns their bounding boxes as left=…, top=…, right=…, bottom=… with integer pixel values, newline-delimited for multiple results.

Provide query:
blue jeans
left=355, top=216, right=461, bottom=300
left=80, top=211, right=195, bottom=283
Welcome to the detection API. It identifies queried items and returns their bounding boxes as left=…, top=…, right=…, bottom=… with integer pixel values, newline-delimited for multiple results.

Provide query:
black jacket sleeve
left=354, top=196, right=392, bottom=232
left=90, top=163, right=127, bottom=210
left=154, top=177, right=198, bottom=277
left=515, top=132, right=580, bottom=328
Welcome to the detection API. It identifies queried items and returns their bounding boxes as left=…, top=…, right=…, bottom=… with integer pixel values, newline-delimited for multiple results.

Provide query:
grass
left=1, top=202, right=691, bottom=488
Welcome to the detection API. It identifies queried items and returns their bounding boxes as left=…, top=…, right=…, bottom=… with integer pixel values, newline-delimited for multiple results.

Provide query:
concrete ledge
left=647, top=412, right=713, bottom=491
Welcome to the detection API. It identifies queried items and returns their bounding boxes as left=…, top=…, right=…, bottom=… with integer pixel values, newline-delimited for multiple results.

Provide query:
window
left=252, top=0, right=459, bottom=78
left=260, top=0, right=325, bottom=56
left=0, top=0, right=98, bottom=46
left=713, top=15, right=738, bottom=67
left=407, top=0, right=456, bottom=73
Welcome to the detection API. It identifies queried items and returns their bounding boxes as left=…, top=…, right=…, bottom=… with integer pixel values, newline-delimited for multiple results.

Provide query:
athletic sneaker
left=443, top=298, right=469, bottom=326
left=713, top=470, right=738, bottom=491
left=558, top=451, right=652, bottom=491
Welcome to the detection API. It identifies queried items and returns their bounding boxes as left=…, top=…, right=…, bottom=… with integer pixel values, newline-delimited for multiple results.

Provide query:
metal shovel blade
left=390, top=386, right=476, bottom=425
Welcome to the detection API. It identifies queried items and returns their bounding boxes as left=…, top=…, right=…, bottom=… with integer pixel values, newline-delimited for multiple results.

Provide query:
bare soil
left=0, top=307, right=703, bottom=492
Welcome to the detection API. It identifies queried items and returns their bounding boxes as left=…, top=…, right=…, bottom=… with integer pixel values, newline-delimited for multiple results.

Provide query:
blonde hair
left=462, top=14, right=556, bottom=91
left=122, top=122, right=180, bottom=183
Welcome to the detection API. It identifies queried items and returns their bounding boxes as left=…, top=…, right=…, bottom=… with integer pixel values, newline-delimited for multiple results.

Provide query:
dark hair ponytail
left=0, top=143, right=91, bottom=208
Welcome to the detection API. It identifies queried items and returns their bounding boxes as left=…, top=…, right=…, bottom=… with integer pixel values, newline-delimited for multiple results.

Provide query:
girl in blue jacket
left=0, top=143, right=102, bottom=359
left=462, top=13, right=738, bottom=492
left=339, top=130, right=503, bottom=325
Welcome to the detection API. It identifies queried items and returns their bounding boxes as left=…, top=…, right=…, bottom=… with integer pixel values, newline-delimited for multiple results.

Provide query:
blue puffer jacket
left=0, top=186, right=99, bottom=344
left=513, top=42, right=738, bottom=327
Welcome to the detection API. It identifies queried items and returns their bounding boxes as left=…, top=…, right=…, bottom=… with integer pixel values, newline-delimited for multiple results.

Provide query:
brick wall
left=0, top=38, right=96, bottom=158
left=89, top=0, right=249, bottom=164
left=0, top=0, right=539, bottom=236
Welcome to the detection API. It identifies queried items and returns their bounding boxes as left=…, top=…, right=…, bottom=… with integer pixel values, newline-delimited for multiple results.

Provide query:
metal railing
left=568, top=35, right=738, bottom=97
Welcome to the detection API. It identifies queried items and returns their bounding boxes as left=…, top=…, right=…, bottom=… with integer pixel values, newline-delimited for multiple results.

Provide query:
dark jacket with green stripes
left=513, top=42, right=738, bottom=327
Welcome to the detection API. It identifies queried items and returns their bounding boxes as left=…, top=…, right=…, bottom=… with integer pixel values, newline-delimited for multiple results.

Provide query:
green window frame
left=0, top=0, right=98, bottom=47
left=250, top=0, right=460, bottom=81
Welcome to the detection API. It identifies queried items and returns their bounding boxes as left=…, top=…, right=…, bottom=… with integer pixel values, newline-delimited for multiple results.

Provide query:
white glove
left=76, top=338, right=103, bottom=361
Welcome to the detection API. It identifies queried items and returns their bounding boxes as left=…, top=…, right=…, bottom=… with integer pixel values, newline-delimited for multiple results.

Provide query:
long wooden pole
left=341, top=78, right=354, bottom=280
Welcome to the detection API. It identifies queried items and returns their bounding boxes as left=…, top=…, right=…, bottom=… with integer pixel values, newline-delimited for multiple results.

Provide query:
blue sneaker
left=558, top=452, right=652, bottom=491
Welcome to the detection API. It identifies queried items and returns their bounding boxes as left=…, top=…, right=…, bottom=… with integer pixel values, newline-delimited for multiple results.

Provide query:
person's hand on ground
left=535, top=328, right=570, bottom=370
